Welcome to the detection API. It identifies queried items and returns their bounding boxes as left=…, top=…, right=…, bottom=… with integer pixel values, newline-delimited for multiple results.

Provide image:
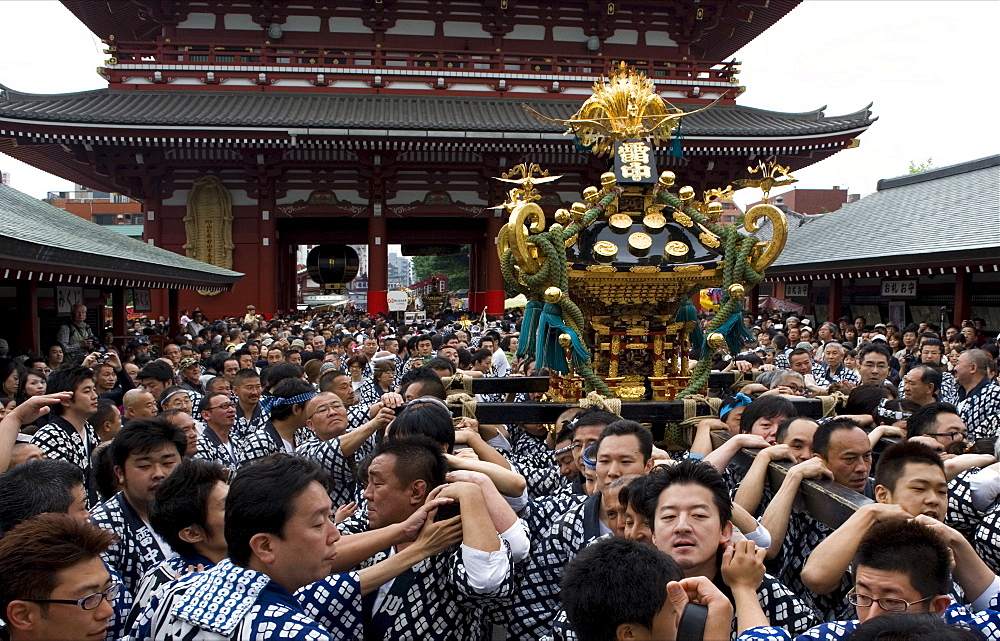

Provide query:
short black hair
left=424, top=357, right=456, bottom=375
left=45, top=365, right=95, bottom=415
left=388, top=400, right=456, bottom=453
left=234, top=368, right=261, bottom=386
left=110, top=418, right=187, bottom=469
left=812, top=417, right=864, bottom=460
left=371, top=435, right=447, bottom=491
left=400, top=376, right=447, bottom=401
left=844, top=384, right=892, bottom=416
left=91, top=398, right=119, bottom=429
left=471, top=349, right=492, bottom=365
left=776, top=416, right=818, bottom=444
left=595, top=420, right=653, bottom=463
left=264, top=363, right=305, bottom=390
left=642, top=460, right=732, bottom=526
left=137, top=360, right=174, bottom=383
left=858, top=342, right=892, bottom=364
left=617, top=474, right=654, bottom=517
left=0, top=459, right=83, bottom=534
left=739, top=395, right=795, bottom=434
left=267, top=378, right=314, bottom=422
left=574, top=409, right=622, bottom=431
left=843, top=613, right=980, bottom=641
left=148, top=458, right=229, bottom=559
left=874, top=440, right=945, bottom=494
left=855, top=519, right=951, bottom=599
left=318, top=368, right=349, bottom=392
left=907, top=402, right=962, bottom=439
left=561, top=537, right=683, bottom=641
left=398, top=366, right=439, bottom=391
left=226, top=454, right=330, bottom=566
left=91, top=442, right=119, bottom=502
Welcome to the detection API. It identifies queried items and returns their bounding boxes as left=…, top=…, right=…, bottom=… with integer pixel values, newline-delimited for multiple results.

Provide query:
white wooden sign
left=132, top=289, right=152, bottom=312
left=785, top=284, right=809, bottom=297
left=56, top=286, right=84, bottom=314
left=881, top=280, right=917, bottom=298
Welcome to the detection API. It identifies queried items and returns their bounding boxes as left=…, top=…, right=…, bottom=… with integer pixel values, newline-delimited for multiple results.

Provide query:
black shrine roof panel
left=0, top=86, right=874, bottom=138
left=769, top=155, right=1000, bottom=274
left=0, top=182, right=242, bottom=290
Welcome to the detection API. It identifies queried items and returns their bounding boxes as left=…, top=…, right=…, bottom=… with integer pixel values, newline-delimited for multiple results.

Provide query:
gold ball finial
left=549, top=222, right=564, bottom=235
left=707, top=332, right=725, bottom=349
left=544, top=286, right=563, bottom=303
left=570, top=202, right=587, bottom=222
left=583, top=186, right=600, bottom=203
left=729, top=283, right=746, bottom=299
left=678, top=186, right=695, bottom=201
left=659, top=171, right=676, bottom=187
left=558, top=333, right=573, bottom=349
left=554, top=208, right=571, bottom=224
left=600, top=172, right=617, bottom=187
left=707, top=201, right=724, bottom=216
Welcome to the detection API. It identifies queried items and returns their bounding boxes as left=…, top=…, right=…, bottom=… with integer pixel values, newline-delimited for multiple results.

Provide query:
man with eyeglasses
left=857, top=343, right=894, bottom=388
left=0, top=513, right=121, bottom=641
left=743, top=518, right=1000, bottom=640
left=194, top=392, right=240, bottom=469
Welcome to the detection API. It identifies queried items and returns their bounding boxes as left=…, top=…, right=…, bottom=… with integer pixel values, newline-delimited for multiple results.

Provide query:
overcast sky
left=0, top=0, right=997, bottom=208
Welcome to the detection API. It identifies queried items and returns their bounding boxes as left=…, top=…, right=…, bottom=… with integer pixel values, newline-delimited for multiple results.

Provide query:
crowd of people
left=0, top=301, right=999, bottom=641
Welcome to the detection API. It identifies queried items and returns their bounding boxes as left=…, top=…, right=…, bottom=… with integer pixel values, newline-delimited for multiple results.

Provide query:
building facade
left=0, top=0, right=874, bottom=318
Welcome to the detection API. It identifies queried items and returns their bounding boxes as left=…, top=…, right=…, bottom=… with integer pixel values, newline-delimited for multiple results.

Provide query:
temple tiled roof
left=769, top=155, right=1000, bottom=273
left=0, top=183, right=242, bottom=291
left=0, top=85, right=875, bottom=138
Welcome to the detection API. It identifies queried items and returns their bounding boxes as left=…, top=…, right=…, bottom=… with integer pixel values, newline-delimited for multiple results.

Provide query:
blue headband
left=259, top=391, right=316, bottom=416
left=582, top=443, right=597, bottom=470
left=720, top=393, right=753, bottom=420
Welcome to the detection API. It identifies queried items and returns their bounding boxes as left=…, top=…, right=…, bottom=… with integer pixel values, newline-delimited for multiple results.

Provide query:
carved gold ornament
left=743, top=203, right=788, bottom=271
left=672, top=210, right=693, bottom=227
left=698, top=231, right=720, bottom=248
left=673, top=264, right=704, bottom=273
left=665, top=241, right=690, bottom=257
left=504, top=201, right=546, bottom=274
left=629, top=265, right=659, bottom=273
left=586, top=264, right=616, bottom=272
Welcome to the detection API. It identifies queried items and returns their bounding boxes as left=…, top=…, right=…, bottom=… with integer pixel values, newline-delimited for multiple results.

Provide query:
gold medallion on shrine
left=665, top=241, right=690, bottom=257
left=642, top=212, right=666, bottom=231
left=609, top=213, right=633, bottom=231
left=594, top=240, right=618, bottom=262
left=628, top=232, right=652, bottom=256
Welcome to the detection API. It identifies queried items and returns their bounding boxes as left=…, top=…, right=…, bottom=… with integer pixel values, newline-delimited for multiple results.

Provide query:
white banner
left=56, top=286, right=84, bottom=314
left=387, top=291, right=409, bottom=312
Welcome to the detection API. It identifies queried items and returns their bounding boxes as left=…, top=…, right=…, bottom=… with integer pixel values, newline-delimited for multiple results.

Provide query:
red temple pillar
left=367, top=216, right=389, bottom=316
left=954, top=270, right=972, bottom=324
left=258, top=199, right=277, bottom=314
left=467, top=241, right=481, bottom=313
left=17, top=281, right=39, bottom=354
left=111, top=288, right=127, bottom=350
left=747, top=284, right=760, bottom=316
left=168, top=289, right=179, bottom=337
left=828, top=279, right=843, bottom=324
left=485, top=215, right=505, bottom=317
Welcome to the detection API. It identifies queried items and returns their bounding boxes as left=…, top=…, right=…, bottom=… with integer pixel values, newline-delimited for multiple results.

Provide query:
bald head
left=123, top=388, right=157, bottom=419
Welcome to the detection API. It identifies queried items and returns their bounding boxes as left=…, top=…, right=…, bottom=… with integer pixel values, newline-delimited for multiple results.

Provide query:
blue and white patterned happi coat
left=127, top=558, right=362, bottom=640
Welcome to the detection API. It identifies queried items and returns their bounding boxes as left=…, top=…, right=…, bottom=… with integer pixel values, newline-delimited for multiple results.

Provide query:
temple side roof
left=0, top=183, right=242, bottom=291
left=769, top=155, right=1000, bottom=272
left=0, top=86, right=875, bottom=138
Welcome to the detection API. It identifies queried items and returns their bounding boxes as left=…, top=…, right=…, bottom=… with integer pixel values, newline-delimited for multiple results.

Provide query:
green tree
left=908, top=157, right=935, bottom=174
left=412, top=246, right=470, bottom=290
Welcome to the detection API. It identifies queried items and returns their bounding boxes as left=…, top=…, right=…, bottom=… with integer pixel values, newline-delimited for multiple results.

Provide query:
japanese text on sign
left=56, top=286, right=84, bottom=314
left=881, top=280, right=917, bottom=298
left=785, top=284, right=809, bottom=297
left=614, top=140, right=657, bottom=184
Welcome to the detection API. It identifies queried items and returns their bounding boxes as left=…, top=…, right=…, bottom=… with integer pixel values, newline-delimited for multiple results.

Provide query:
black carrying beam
left=711, top=431, right=873, bottom=530
left=465, top=371, right=745, bottom=396
left=451, top=398, right=826, bottom=424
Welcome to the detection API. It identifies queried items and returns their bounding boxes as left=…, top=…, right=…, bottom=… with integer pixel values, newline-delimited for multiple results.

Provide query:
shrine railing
left=102, top=39, right=739, bottom=91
